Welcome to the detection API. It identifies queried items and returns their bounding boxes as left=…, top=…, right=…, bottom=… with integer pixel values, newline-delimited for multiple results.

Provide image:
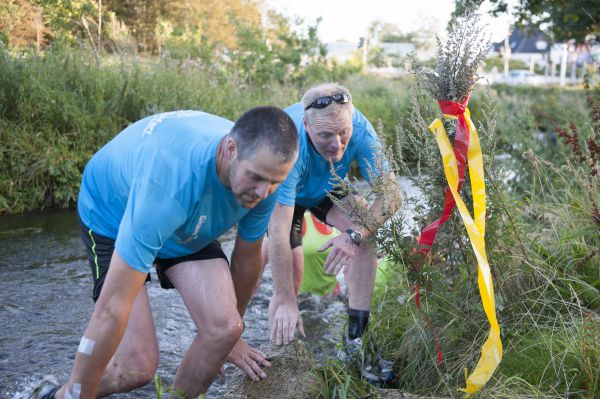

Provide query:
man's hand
left=318, top=232, right=357, bottom=275
left=226, top=338, right=271, bottom=381
left=268, top=295, right=305, bottom=345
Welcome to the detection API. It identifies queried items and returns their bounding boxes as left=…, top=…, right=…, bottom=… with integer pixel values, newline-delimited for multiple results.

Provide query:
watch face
left=346, top=229, right=361, bottom=244
left=350, top=231, right=361, bottom=243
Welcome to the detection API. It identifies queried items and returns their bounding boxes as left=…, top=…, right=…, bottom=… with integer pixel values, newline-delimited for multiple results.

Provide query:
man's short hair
left=301, top=83, right=354, bottom=123
left=230, top=106, right=298, bottom=163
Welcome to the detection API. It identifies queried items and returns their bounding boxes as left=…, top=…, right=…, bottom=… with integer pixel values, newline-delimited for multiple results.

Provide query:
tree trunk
left=98, top=0, right=102, bottom=51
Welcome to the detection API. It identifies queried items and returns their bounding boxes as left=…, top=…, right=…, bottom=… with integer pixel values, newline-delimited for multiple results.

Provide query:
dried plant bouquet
left=416, top=12, right=490, bottom=103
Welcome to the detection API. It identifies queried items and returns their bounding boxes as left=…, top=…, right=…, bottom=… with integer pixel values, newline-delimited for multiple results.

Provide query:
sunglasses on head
left=304, top=93, right=350, bottom=111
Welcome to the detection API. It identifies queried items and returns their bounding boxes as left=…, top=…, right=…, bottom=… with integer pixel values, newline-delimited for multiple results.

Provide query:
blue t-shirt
left=277, top=103, right=382, bottom=208
left=78, top=110, right=276, bottom=273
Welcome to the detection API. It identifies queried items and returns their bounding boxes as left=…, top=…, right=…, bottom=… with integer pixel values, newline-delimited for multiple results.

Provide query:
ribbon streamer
left=428, top=106, right=502, bottom=396
left=417, top=97, right=471, bottom=252
left=413, top=97, right=472, bottom=367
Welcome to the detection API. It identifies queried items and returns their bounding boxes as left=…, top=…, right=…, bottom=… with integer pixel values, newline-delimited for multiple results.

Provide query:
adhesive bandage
left=77, top=336, right=95, bottom=355
left=65, top=383, right=81, bottom=399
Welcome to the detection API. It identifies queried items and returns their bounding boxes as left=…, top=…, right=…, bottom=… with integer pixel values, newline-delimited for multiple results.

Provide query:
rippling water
left=0, top=211, right=346, bottom=398
left=1, top=177, right=421, bottom=398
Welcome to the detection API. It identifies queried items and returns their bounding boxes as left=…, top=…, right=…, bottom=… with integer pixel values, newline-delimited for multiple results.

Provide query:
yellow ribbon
left=430, top=110, right=502, bottom=396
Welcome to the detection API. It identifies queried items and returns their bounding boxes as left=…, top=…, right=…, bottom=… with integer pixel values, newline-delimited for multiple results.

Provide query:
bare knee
left=346, top=244, right=377, bottom=280
left=106, top=347, right=158, bottom=392
left=133, top=349, right=159, bottom=386
left=203, top=314, right=243, bottom=347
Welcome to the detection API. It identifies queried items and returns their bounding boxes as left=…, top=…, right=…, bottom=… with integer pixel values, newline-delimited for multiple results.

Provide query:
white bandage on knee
left=77, top=336, right=95, bottom=355
left=65, top=383, right=81, bottom=399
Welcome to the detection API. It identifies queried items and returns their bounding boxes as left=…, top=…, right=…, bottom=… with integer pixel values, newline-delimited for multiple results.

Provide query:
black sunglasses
left=304, top=93, right=350, bottom=111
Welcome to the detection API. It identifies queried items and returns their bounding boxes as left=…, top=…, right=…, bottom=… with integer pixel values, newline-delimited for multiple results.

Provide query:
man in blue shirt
left=266, top=83, right=401, bottom=382
left=32, top=107, right=298, bottom=398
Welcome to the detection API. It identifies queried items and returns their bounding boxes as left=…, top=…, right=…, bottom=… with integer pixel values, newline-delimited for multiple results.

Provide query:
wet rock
left=223, top=340, right=319, bottom=399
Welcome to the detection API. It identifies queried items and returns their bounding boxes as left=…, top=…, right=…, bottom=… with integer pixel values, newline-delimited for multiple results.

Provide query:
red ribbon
left=413, top=95, right=471, bottom=367
left=417, top=96, right=471, bottom=252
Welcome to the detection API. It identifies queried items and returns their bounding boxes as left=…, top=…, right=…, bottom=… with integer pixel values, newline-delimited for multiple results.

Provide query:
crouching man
left=266, top=83, right=402, bottom=383
left=31, top=106, right=298, bottom=398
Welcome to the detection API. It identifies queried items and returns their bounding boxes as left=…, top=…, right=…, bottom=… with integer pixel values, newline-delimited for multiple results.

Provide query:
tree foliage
left=228, top=10, right=326, bottom=85
left=0, top=1, right=339, bottom=91
left=454, top=0, right=600, bottom=43
left=367, top=19, right=436, bottom=50
left=0, top=0, right=307, bottom=55
left=0, top=0, right=48, bottom=47
left=105, top=0, right=169, bottom=53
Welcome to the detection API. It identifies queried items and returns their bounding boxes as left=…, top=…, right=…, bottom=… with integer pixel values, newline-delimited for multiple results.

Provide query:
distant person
left=29, top=107, right=298, bottom=398
left=265, top=83, right=402, bottom=383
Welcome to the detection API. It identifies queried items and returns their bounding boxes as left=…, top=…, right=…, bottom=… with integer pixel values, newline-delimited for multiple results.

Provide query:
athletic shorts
left=78, top=214, right=228, bottom=302
left=289, top=190, right=346, bottom=249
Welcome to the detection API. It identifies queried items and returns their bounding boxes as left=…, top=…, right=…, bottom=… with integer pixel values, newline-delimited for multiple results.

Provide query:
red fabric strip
left=417, top=97, right=470, bottom=250
left=412, top=95, right=471, bottom=367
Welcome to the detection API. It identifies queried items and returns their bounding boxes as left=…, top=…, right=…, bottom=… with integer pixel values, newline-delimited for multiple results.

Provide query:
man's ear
left=224, top=137, right=238, bottom=160
left=303, top=116, right=309, bottom=133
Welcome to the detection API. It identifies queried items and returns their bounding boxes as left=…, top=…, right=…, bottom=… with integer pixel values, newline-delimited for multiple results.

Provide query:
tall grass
left=0, top=46, right=301, bottom=213
left=316, top=81, right=599, bottom=398
left=0, top=47, right=411, bottom=214
left=1, top=45, right=596, bottom=214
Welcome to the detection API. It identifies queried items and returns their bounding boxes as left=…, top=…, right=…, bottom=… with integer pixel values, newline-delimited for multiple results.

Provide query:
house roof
left=493, top=28, right=550, bottom=54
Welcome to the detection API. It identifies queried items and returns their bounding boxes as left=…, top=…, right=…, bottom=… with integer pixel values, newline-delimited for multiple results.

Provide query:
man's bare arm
left=320, top=172, right=403, bottom=275
left=227, top=235, right=272, bottom=380
left=267, top=203, right=305, bottom=345
left=268, top=203, right=296, bottom=300
left=359, top=172, right=403, bottom=237
left=230, top=235, right=264, bottom=317
left=61, top=251, right=147, bottom=397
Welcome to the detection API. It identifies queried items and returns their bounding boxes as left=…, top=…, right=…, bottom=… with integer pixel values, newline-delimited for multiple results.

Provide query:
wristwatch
left=345, top=229, right=362, bottom=245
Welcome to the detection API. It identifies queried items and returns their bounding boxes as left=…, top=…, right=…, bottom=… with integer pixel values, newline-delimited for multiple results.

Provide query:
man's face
left=305, top=112, right=353, bottom=163
left=228, top=147, right=295, bottom=208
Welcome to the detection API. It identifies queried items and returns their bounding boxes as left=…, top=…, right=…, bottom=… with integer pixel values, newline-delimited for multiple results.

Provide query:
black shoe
left=28, top=375, right=60, bottom=399
left=337, top=337, right=396, bottom=384
left=337, top=336, right=363, bottom=363
left=360, top=353, right=395, bottom=384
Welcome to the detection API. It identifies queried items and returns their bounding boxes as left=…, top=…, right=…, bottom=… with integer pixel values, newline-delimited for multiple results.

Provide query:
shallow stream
left=1, top=177, right=420, bottom=398
left=0, top=210, right=349, bottom=398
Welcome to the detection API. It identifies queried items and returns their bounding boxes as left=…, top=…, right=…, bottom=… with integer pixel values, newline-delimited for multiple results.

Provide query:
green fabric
left=299, top=213, right=338, bottom=296
left=374, top=256, right=391, bottom=295
left=299, top=211, right=393, bottom=296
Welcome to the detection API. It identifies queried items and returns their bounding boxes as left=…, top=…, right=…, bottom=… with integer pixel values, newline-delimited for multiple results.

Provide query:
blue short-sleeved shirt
left=277, top=103, right=382, bottom=208
left=78, top=110, right=276, bottom=273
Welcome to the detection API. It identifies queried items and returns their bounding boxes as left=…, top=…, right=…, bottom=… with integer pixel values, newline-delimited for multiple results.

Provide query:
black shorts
left=79, top=215, right=228, bottom=302
left=289, top=191, right=345, bottom=249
